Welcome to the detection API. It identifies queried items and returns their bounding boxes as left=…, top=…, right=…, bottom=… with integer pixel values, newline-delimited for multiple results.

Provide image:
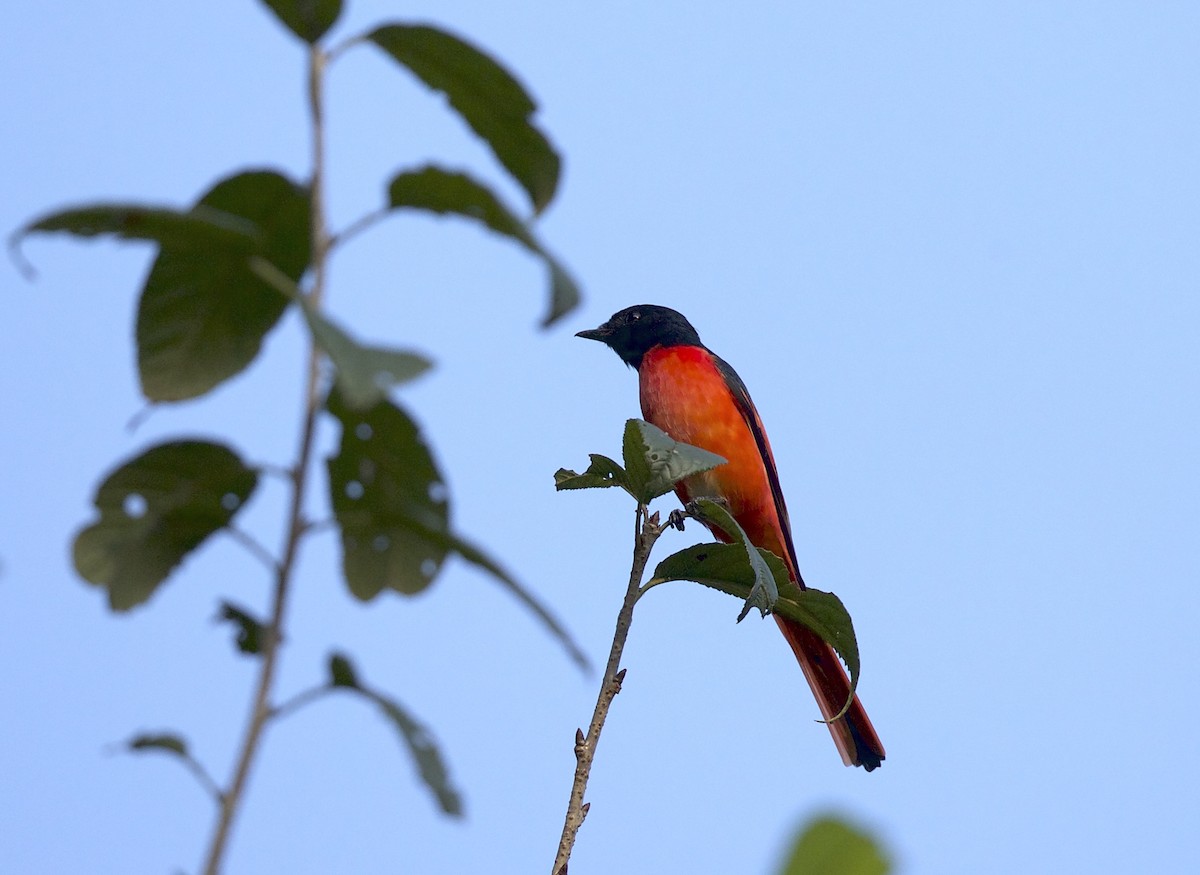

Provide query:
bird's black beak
left=575, top=325, right=611, bottom=343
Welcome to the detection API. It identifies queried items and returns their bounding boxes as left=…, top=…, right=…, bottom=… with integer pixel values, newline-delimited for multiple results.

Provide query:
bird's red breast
left=638, top=344, right=796, bottom=583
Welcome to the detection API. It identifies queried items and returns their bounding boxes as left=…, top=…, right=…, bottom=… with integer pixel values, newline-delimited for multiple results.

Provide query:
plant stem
left=199, top=42, right=331, bottom=875
left=551, top=505, right=665, bottom=875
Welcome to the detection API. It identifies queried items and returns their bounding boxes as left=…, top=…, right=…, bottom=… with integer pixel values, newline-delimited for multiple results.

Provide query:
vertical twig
left=552, top=505, right=666, bottom=875
left=199, top=42, right=330, bottom=875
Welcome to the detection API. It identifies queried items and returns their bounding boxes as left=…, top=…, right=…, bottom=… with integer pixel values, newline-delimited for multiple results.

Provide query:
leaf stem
left=198, top=41, right=331, bottom=875
left=551, top=505, right=665, bottom=875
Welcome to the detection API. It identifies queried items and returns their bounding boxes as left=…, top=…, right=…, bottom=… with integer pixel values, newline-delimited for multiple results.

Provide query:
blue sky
left=3, top=2, right=1198, bottom=873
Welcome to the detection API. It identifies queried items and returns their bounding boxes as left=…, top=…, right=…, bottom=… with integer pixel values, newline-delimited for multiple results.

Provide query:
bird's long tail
left=775, top=615, right=886, bottom=771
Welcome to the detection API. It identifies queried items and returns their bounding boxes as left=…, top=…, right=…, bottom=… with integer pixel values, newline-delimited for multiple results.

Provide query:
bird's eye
left=631, top=311, right=641, bottom=321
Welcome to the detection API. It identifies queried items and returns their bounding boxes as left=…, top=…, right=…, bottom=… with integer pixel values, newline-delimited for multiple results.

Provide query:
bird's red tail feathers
left=774, top=615, right=886, bottom=771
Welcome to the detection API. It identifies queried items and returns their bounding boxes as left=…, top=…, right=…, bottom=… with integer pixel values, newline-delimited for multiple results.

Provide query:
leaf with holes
left=258, top=0, right=342, bottom=43
left=326, top=391, right=450, bottom=599
left=136, top=170, right=310, bottom=401
left=622, top=419, right=726, bottom=504
left=368, top=24, right=560, bottom=213
left=387, top=165, right=579, bottom=326
left=73, top=441, right=258, bottom=611
left=554, top=453, right=627, bottom=492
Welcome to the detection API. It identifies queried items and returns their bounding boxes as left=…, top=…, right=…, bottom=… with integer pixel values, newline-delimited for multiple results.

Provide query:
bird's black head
left=575, top=305, right=703, bottom=369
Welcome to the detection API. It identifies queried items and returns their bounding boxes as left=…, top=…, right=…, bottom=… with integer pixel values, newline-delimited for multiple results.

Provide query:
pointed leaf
left=128, top=733, right=189, bottom=757
left=329, top=652, right=361, bottom=688
left=247, top=257, right=433, bottom=409
left=780, top=815, right=890, bottom=875
left=368, top=691, right=463, bottom=816
left=137, top=170, right=310, bottom=401
left=306, top=309, right=432, bottom=409
left=330, top=653, right=463, bottom=816
left=649, top=542, right=860, bottom=701
left=13, top=203, right=261, bottom=263
left=688, top=498, right=777, bottom=619
left=216, top=601, right=265, bottom=656
left=621, top=419, right=727, bottom=503
left=426, top=528, right=589, bottom=671
left=73, top=441, right=258, bottom=611
left=326, top=392, right=450, bottom=599
left=368, top=25, right=560, bottom=213
left=387, top=165, right=579, bottom=326
left=554, top=454, right=627, bottom=492
left=259, top=0, right=342, bottom=43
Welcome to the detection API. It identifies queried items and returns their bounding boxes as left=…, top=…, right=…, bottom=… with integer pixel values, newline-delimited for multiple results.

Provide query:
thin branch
left=272, top=684, right=334, bottom=722
left=551, top=506, right=667, bottom=875
left=180, top=751, right=226, bottom=805
left=199, top=42, right=332, bottom=875
left=329, top=206, right=389, bottom=251
left=225, top=526, right=279, bottom=573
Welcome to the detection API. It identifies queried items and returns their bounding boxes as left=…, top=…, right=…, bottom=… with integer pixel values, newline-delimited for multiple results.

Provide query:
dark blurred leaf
left=622, top=420, right=726, bottom=504
left=326, top=391, right=450, bottom=599
left=327, top=392, right=587, bottom=668
left=13, top=203, right=260, bottom=258
left=259, top=0, right=342, bottom=43
left=423, top=528, right=589, bottom=671
left=554, top=454, right=627, bottom=492
left=649, top=542, right=859, bottom=698
left=128, top=733, right=188, bottom=757
left=329, top=653, right=463, bottom=816
left=688, top=498, right=777, bottom=619
left=305, top=308, right=432, bottom=409
left=369, top=690, right=463, bottom=816
left=368, top=25, right=560, bottom=213
left=780, top=815, right=890, bottom=875
left=216, top=601, right=265, bottom=656
left=328, top=651, right=360, bottom=688
left=137, top=170, right=310, bottom=401
left=387, top=165, right=579, bottom=326
left=73, top=441, right=258, bottom=611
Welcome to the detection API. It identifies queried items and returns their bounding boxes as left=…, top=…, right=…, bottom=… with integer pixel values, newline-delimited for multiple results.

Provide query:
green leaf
left=779, top=815, right=890, bottom=875
left=649, top=542, right=860, bottom=702
left=13, top=202, right=261, bottom=261
left=327, top=392, right=588, bottom=669
left=128, top=733, right=188, bottom=757
left=368, top=25, right=561, bottom=214
left=259, top=0, right=342, bottom=43
left=621, top=420, right=727, bottom=504
left=216, top=601, right=265, bottom=656
left=688, top=498, right=778, bottom=620
left=329, top=652, right=463, bottom=816
left=387, top=165, right=579, bottom=326
left=328, top=652, right=360, bottom=688
left=554, top=454, right=627, bottom=491
left=309, top=316, right=432, bottom=409
left=370, top=691, right=463, bottom=817
left=326, top=392, right=451, bottom=599
left=429, top=529, right=589, bottom=671
left=73, top=441, right=258, bottom=611
left=248, top=256, right=433, bottom=410
left=137, top=170, right=310, bottom=401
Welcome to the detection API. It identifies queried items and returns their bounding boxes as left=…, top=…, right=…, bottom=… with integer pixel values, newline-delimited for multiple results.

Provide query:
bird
left=576, top=304, right=885, bottom=770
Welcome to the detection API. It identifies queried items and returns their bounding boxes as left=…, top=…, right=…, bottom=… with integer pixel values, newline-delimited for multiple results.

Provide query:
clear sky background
left=3, top=2, right=1198, bottom=873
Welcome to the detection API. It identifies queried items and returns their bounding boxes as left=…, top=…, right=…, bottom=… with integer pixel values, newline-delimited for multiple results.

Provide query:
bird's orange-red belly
left=638, top=345, right=791, bottom=571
